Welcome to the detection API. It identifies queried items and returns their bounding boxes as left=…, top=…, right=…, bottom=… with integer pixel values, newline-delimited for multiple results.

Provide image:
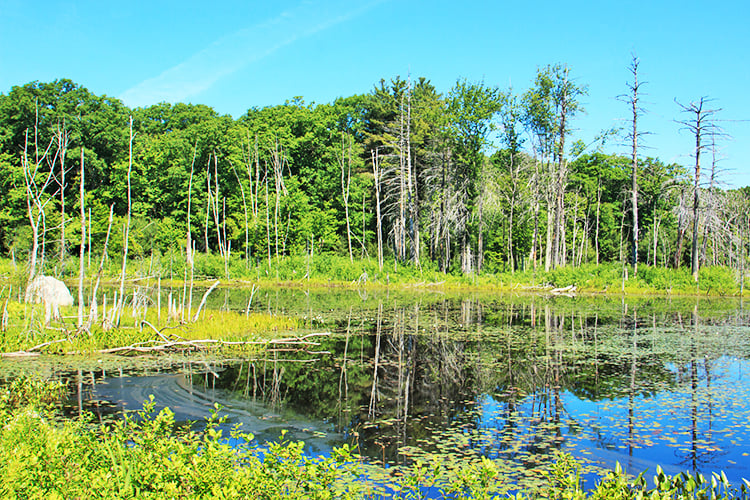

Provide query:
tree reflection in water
left=68, top=290, right=750, bottom=488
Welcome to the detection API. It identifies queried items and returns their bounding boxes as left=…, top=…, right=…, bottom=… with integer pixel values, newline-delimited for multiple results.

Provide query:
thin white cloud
left=120, top=0, right=381, bottom=108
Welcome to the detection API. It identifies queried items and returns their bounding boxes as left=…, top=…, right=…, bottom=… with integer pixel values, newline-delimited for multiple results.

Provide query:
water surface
left=58, top=289, right=750, bottom=488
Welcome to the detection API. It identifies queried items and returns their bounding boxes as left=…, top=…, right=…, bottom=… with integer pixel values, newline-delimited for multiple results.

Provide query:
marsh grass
left=0, top=300, right=299, bottom=355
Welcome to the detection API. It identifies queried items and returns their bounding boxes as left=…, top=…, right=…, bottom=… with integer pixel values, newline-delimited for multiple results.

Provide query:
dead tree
left=371, top=148, right=384, bottom=272
left=700, top=132, right=726, bottom=266
left=230, top=159, right=250, bottom=268
left=339, top=133, right=354, bottom=263
left=116, top=116, right=134, bottom=326
left=676, top=97, right=722, bottom=281
left=270, top=138, right=288, bottom=265
left=22, top=130, right=58, bottom=288
left=86, top=204, right=113, bottom=330
left=619, top=55, right=648, bottom=275
left=53, top=123, right=70, bottom=271
left=77, top=147, right=85, bottom=329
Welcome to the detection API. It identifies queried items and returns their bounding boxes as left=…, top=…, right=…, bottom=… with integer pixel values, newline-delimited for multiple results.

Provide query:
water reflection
left=63, top=290, right=750, bottom=486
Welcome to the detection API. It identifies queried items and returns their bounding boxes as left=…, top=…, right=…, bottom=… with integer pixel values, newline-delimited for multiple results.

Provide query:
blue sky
left=2, top=0, right=749, bottom=186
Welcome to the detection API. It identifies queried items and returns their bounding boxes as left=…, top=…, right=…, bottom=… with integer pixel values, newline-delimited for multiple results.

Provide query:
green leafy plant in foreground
left=1, top=377, right=750, bottom=499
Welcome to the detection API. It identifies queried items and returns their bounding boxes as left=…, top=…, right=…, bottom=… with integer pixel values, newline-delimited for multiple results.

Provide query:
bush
left=698, top=266, right=736, bottom=296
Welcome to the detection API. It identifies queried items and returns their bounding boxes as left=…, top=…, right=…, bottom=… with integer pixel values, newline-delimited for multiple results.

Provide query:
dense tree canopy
left=0, top=69, right=746, bottom=280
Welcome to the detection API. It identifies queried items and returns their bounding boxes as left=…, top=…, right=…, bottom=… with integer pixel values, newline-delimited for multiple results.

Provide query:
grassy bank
left=0, top=254, right=746, bottom=297
left=1, top=376, right=748, bottom=499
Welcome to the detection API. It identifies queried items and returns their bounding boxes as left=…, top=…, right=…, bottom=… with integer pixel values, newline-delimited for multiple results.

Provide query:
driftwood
left=549, top=284, right=577, bottom=296
left=1, top=331, right=331, bottom=358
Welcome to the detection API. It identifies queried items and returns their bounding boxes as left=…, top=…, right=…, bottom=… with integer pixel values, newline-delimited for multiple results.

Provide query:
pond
left=26, top=288, right=750, bottom=489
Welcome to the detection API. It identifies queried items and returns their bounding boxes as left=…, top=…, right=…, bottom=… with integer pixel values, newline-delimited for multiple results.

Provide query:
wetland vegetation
left=2, top=59, right=750, bottom=498
left=3, top=286, right=750, bottom=498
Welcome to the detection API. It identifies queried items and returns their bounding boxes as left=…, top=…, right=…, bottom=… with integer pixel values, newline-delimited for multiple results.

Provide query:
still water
left=64, top=288, right=750, bottom=488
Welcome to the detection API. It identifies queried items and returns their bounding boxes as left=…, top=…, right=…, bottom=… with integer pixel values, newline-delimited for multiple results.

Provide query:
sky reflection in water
left=68, top=291, right=750, bottom=489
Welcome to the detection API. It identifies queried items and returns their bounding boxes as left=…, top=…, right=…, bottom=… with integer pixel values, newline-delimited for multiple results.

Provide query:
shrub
left=698, top=266, right=736, bottom=296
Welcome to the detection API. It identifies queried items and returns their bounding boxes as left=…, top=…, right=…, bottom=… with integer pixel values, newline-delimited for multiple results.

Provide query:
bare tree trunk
left=186, top=143, right=196, bottom=273
left=676, top=97, right=721, bottom=281
left=223, top=197, right=229, bottom=278
left=652, top=212, right=661, bottom=267
left=271, top=139, right=287, bottom=267
left=77, top=147, right=85, bottom=329
left=406, top=81, right=420, bottom=266
left=116, top=116, right=134, bottom=327
left=253, top=135, right=260, bottom=219
left=529, top=159, right=541, bottom=271
left=87, top=205, right=113, bottom=330
left=265, top=166, right=271, bottom=270
left=595, top=177, right=602, bottom=265
left=507, top=150, right=517, bottom=272
left=87, top=207, right=91, bottom=271
left=22, top=128, right=57, bottom=295
left=674, top=187, right=688, bottom=269
left=24, top=135, right=41, bottom=284
left=544, top=197, right=554, bottom=271
left=690, top=142, right=702, bottom=282
left=700, top=134, right=719, bottom=265
left=571, top=194, right=579, bottom=266
left=361, top=192, right=367, bottom=259
left=551, top=82, right=570, bottom=270
left=628, top=58, right=642, bottom=276
left=372, top=149, right=384, bottom=272
left=396, top=97, right=407, bottom=263
left=618, top=194, right=627, bottom=265
left=340, top=134, right=353, bottom=262
left=56, top=124, right=69, bottom=271
left=477, top=192, right=484, bottom=273
left=212, top=154, right=224, bottom=259
left=204, top=156, right=211, bottom=254
left=230, top=159, right=250, bottom=269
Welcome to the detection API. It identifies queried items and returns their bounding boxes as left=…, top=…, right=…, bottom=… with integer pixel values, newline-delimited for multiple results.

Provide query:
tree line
left=1, top=61, right=747, bottom=282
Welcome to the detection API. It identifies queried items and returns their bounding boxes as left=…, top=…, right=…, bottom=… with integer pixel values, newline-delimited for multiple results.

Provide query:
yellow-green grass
left=0, top=300, right=299, bottom=356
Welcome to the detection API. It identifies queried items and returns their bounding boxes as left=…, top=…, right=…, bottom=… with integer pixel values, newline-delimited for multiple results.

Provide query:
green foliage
left=698, top=266, right=736, bottom=296
left=0, top=394, right=367, bottom=499
left=636, top=265, right=695, bottom=292
left=2, top=385, right=748, bottom=499
left=545, top=263, right=618, bottom=289
left=2, top=374, right=750, bottom=499
left=538, top=454, right=750, bottom=500
left=1, top=74, right=749, bottom=286
left=0, top=375, right=65, bottom=414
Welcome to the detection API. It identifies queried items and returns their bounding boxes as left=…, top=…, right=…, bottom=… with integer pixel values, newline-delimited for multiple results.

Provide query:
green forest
left=1, top=62, right=747, bottom=286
